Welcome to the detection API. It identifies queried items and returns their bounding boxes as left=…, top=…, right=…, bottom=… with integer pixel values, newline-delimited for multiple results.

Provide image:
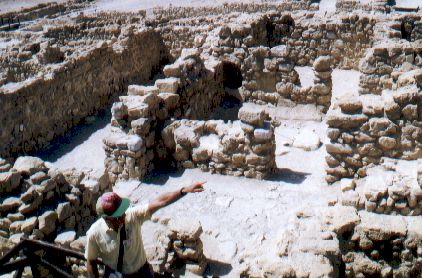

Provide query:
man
left=85, top=181, right=206, bottom=278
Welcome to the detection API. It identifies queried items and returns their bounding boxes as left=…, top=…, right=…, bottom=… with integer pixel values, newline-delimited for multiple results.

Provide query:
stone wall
left=340, top=159, right=422, bottom=216
left=359, top=46, right=422, bottom=95
left=338, top=211, right=422, bottom=277
left=387, top=15, right=422, bottom=42
left=276, top=14, right=375, bottom=69
left=161, top=104, right=276, bottom=179
left=104, top=50, right=226, bottom=183
left=0, top=156, right=109, bottom=253
left=326, top=70, right=422, bottom=183
left=0, top=26, right=167, bottom=157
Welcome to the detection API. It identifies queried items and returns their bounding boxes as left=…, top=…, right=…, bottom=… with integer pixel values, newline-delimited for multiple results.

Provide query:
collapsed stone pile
left=0, top=156, right=109, bottom=255
left=151, top=219, right=207, bottom=276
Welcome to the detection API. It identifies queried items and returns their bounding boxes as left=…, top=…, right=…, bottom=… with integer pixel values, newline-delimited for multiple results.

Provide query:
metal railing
left=0, top=238, right=103, bottom=277
left=0, top=17, right=20, bottom=31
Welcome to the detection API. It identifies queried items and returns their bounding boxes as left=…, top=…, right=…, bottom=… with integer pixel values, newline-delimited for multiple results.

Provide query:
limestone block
left=392, top=86, right=419, bottom=105
left=358, top=211, right=407, bottom=240
left=21, top=217, right=38, bottom=234
left=0, top=197, right=22, bottom=213
left=56, top=202, right=73, bottom=222
left=341, top=178, right=356, bottom=192
left=313, top=56, right=332, bottom=72
left=128, top=85, right=159, bottom=96
left=180, top=48, right=200, bottom=60
left=326, top=144, right=354, bottom=155
left=363, top=118, right=397, bottom=137
left=38, top=211, right=58, bottom=236
left=174, top=126, right=199, bottom=148
left=36, top=179, right=56, bottom=193
left=326, top=109, right=368, bottom=129
left=155, top=78, right=181, bottom=94
left=0, top=218, right=11, bottom=231
left=20, top=186, right=38, bottom=203
left=159, top=93, right=180, bottom=110
left=397, top=69, right=422, bottom=87
left=13, top=156, right=46, bottom=175
left=169, top=218, right=202, bottom=241
left=293, top=129, right=321, bottom=151
left=0, top=171, right=21, bottom=193
left=270, top=45, right=290, bottom=58
left=104, top=133, right=144, bottom=152
left=378, top=136, right=396, bottom=151
left=163, top=62, right=182, bottom=77
left=338, top=97, right=362, bottom=114
left=7, top=213, right=24, bottom=222
left=9, top=220, right=24, bottom=234
left=55, top=231, right=76, bottom=248
left=30, top=171, right=49, bottom=184
left=238, top=104, right=267, bottom=127
left=111, top=102, right=128, bottom=120
left=254, top=128, right=273, bottom=143
left=19, top=193, right=43, bottom=215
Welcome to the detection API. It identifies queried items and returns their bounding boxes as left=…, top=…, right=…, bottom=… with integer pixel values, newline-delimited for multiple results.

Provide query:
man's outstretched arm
left=148, top=181, right=205, bottom=215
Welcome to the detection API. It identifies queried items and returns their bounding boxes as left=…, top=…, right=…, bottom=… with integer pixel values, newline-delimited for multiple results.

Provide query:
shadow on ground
left=204, top=259, right=233, bottom=276
left=267, top=168, right=311, bottom=184
left=33, top=109, right=111, bottom=163
left=142, top=167, right=185, bottom=185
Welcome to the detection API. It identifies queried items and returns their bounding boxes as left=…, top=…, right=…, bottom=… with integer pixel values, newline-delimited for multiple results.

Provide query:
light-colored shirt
left=84, top=204, right=151, bottom=274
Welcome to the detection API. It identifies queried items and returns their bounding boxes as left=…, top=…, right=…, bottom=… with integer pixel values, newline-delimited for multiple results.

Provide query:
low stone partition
left=104, top=50, right=225, bottom=183
left=340, top=159, right=422, bottom=216
left=161, top=104, right=276, bottom=179
left=0, top=156, right=109, bottom=251
left=326, top=72, right=422, bottom=183
left=277, top=55, right=333, bottom=112
left=0, top=21, right=167, bottom=157
left=358, top=46, right=422, bottom=95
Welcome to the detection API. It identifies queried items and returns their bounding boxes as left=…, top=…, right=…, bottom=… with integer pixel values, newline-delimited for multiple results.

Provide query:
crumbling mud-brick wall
left=104, top=50, right=226, bottom=183
left=326, top=69, right=422, bottom=183
left=161, top=105, right=276, bottom=180
left=0, top=25, right=168, bottom=157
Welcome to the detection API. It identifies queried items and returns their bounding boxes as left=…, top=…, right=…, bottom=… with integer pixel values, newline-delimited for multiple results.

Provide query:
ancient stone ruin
left=0, top=0, right=421, bottom=277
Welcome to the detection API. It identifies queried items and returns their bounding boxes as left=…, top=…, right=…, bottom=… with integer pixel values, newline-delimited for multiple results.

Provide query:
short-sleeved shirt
left=85, top=204, right=151, bottom=274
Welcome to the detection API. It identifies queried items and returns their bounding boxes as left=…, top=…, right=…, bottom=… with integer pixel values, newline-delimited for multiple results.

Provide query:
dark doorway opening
left=401, top=20, right=414, bottom=41
left=222, top=61, right=242, bottom=90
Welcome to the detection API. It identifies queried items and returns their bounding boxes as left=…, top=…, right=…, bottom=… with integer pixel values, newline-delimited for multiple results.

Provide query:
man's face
left=104, top=214, right=125, bottom=230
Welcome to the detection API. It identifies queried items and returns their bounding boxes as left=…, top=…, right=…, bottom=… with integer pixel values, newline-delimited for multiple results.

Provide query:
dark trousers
left=104, top=262, right=154, bottom=278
